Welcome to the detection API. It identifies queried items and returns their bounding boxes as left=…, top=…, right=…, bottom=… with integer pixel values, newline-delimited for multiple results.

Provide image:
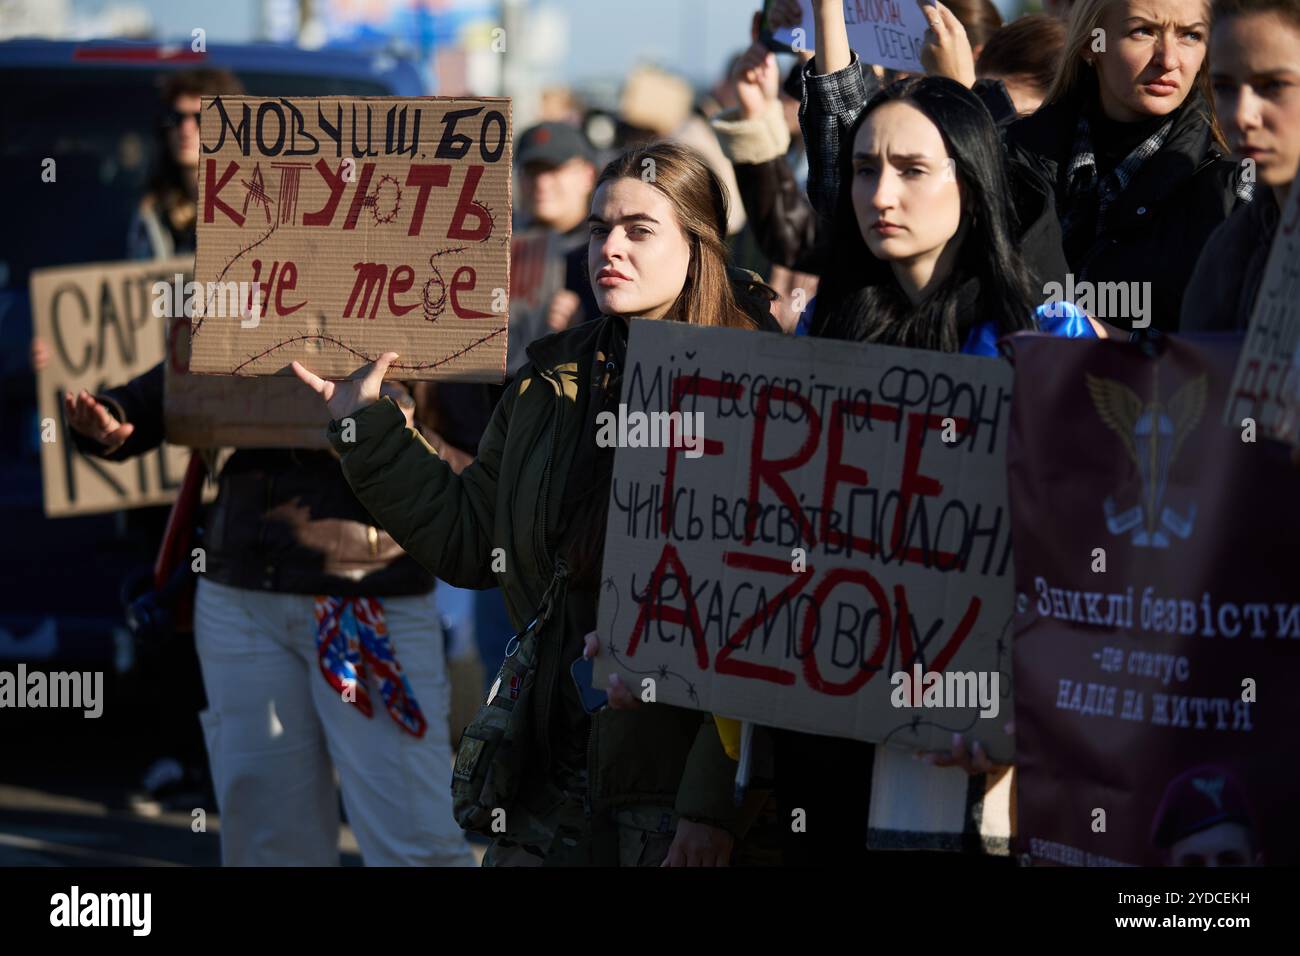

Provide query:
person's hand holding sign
left=292, top=351, right=400, bottom=422
left=919, top=722, right=1015, bottom=775
left=582, top=631, right=640, bottom=709
left=63, top=389, right=135, bottom=454
left=917, top=0, right=977, bottom=89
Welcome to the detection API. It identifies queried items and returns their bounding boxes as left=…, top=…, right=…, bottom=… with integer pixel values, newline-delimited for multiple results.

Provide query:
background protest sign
left=1223, top=182, right=1300, bottom=446
left=191, top=95, right=511, bottom=380
left=164, top=305, right=331, bottom=448
left=505, top=229, right=562, bottom=377
left=1008, top=335, right=1300, bottom=866
left=30, top=258, right=193, bottom=518
left=594, top=320, right=1015, bottom=760
left=771, top=0, right=930, bottom=73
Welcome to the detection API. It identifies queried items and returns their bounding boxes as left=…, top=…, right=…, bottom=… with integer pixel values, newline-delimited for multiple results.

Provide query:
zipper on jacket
left=531, top=368, right=567, bottom=777
left=534, top=368, right=565, bottom=574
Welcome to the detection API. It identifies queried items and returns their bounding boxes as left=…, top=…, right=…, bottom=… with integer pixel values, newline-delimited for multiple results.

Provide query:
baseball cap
left=1150, top=764, right=1256, bottom=848
left=517, top=122, right=594, bottom=168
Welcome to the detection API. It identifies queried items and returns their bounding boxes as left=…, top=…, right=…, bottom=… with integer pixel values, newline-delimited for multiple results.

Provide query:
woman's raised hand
left=292, top=351, right=400, bottom=422
left=917, top=0, right=977, bottom=89
left=733, top=42, right=781, bottom=120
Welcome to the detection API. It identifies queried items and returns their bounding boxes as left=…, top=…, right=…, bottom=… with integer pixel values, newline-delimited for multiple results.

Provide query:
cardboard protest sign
left=505, top=229, right=562, bottom=377
left=772, top=0, right=930, bottom=73
left=1008, top=334, right=1300, bottom=866
left=162, top=282, right=331, bottom=448
left=594, top=320, right=1015, bottom=760
left=1223, top=182, right=1300, bottom=446
left=30, top=259, right=193, bottom=518
left=191, top=95, right=511, bottom=380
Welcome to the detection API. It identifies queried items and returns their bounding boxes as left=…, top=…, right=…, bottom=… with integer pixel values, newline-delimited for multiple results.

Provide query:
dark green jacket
left=328, top=294, right=778, bottom=832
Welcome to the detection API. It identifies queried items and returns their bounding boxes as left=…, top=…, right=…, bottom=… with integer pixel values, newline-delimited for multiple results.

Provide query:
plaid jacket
left=798, top=52, right=876, bottom=222
left=797, top=54, right=1018, bottom=222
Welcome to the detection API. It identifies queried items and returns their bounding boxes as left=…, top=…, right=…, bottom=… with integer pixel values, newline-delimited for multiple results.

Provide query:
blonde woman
left=1004, top=0, right=1251, bottom=331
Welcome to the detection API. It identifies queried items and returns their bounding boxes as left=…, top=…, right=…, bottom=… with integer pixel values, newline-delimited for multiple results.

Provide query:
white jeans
left=194, top=577, right=475, bottom=866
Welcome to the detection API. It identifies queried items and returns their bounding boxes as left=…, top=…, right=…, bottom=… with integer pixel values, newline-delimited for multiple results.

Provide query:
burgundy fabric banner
left=1006, top=333, right=1300, bottom=867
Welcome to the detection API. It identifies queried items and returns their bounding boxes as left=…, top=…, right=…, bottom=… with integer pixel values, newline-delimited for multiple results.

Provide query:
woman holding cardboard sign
left=294, top=141, right=784, bottom=866
left=712, top=3, right=1104, bottom=865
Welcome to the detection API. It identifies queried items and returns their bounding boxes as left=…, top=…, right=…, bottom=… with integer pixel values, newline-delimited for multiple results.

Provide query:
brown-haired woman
left=294, top=141, right=782, bottom=866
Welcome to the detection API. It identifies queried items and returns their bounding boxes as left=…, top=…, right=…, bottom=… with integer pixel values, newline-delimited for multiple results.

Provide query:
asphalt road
left=0, top=702, right=483, bottom=866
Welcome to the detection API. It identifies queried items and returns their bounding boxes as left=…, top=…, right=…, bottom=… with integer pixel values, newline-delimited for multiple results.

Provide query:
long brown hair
left=976, top=14, right=1067, bottom=100
left=1046, top=0, right=1226, bottom=148
left=562, top=142, right=762, bottom=590
left=593, top=141, right=761, bottom=331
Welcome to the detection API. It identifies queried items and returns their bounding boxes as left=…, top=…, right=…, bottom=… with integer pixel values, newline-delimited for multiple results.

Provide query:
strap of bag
left=503, top=556, right=570, bottom=659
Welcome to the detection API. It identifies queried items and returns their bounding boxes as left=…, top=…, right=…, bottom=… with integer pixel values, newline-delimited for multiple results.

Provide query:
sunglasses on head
left=164, top=109, right=201, bottom=128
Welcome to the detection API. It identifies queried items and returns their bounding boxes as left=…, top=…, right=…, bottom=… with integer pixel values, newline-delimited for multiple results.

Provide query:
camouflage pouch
left=451, top=559, right=568, bottom=836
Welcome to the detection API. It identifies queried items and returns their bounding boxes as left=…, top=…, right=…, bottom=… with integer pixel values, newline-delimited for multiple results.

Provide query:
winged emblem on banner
left=1086, top=372, right=1207, bottom=548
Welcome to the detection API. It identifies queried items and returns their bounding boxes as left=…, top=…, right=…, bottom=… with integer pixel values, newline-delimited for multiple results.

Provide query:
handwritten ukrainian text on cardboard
left=191, top=95, right=511, bottom=380
left=594, top=321, right=1015, bottom=759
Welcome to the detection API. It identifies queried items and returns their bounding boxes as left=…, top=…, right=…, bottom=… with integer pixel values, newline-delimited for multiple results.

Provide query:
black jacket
left=1179, top=188, right=1282, bottom=333
left=72, top=363, right=434, bottom=597
left=1004, top=89, right=1245, bottom=333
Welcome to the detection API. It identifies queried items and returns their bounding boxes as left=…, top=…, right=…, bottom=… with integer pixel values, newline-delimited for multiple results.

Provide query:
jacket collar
left=524, top=313, right=624, bottom=377
left=1104, top=88, right=1220, bottom=214
left=522, top=269, right=781, bottom=375
left=1014, top=86, right=1221, bottom=203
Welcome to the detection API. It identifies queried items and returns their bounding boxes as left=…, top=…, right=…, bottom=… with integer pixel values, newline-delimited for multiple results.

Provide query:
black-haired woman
left=787, top=0, right=1249, bottom=333
left=717, top=63, right=1101, bottom=863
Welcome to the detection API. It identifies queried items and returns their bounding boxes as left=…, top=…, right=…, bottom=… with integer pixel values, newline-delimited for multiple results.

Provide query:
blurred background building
left=0, top=0, right=1041, bottom=129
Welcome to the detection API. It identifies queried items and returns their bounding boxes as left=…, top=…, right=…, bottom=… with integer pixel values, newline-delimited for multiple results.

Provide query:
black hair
left=814, top=76, right=1036, bottom=350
